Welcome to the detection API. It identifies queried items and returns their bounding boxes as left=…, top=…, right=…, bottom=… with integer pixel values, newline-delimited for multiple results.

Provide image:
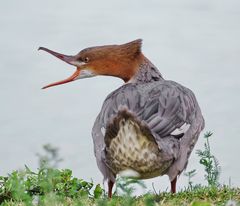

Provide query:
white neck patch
left=74, top=69, right=96, bottom=80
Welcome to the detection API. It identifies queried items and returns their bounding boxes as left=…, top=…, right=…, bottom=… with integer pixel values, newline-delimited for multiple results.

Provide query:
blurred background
left=0, top=0, right=239, bottom=193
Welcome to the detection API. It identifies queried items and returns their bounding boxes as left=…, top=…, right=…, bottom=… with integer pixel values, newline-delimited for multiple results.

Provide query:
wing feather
left=97, top=81, right=196, bottom=140
left=92, top=80, right=204, bottom=180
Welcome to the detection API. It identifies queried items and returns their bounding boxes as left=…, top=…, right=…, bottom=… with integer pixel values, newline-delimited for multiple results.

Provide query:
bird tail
left=104, top=109, right=156, bottom=147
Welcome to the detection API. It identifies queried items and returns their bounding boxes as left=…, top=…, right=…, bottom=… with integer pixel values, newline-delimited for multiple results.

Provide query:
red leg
left=108, top=180, right=114, bottom=198
left=171, top=177, right=177, bottom=193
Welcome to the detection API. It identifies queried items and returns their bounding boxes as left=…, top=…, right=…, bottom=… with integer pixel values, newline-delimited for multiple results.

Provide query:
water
left=0, top=0, right=240, bottom=192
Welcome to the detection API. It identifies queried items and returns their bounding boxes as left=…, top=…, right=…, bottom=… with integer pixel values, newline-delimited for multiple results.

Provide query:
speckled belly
left=105, top=118, right=172, bottom=179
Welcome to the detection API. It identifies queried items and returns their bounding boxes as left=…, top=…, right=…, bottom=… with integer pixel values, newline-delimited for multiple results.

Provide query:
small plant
left=0, top=144, right=103, bottom=205
left=0, top=167, right=103, bottom=204
left=112, top=176, right=147, bottom=206
left=115, top=176, right=146, bottom=196
left=36, top=144, right=63, bottom=169
left=196, top=132, right=221, bottom=187
left=184, top=169, right=197, bottom=190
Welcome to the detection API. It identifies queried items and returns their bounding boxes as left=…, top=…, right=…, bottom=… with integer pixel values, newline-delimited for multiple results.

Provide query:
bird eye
left=84, top=57, right=89, bottom=63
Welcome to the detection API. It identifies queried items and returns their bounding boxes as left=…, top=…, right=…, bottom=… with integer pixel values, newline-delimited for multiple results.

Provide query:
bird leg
left=108, top=180, right=114, bottom=198
left=170, top=177, right=177, bottom=193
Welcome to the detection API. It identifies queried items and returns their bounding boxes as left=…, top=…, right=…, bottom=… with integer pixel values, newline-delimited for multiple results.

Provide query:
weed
left=36, top=144, right=63, bottom=169
left=184, top=169, right=197, bottom=190
left=0, top=167, right=103, bottom=204
left=196, top=132, right=221, bottom=187
left=115, top=176, right=146, bottom=196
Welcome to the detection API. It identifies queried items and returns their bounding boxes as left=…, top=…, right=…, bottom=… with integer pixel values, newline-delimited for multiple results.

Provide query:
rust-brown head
left=39, top=39, right=144, bottom=89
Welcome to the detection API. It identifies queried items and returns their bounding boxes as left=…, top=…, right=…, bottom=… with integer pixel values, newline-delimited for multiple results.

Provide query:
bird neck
left=128, top=55, right=164, bottom=83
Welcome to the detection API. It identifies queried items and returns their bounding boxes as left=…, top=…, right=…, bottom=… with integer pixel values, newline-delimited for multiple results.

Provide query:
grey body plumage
left=92, top=59, right=205, bottom=183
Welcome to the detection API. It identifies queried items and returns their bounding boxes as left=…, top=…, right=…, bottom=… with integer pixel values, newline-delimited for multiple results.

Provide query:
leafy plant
left=196, top=132, right=221, bottom=187
left=1, top=167, right=239, bottom=206
left=115, top=176, right=146, bottom=196
left=0, top=167, right=103, bottom=204
left=36, top=144, right=63, bottom=169
left=0, top=144, right=103, bottom=205
left=110, top=176, right=147, bottom=206
left=184, top=169, right=197, bottom=190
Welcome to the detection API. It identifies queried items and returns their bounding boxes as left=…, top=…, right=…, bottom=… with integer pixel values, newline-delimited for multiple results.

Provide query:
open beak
left=39, top=47, right=82, bottom=89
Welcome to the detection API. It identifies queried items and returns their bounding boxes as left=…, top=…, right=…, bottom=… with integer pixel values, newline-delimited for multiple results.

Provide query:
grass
left=1, top=174, right=239, bottom=206
left=0, top=133, right=239, bottom=206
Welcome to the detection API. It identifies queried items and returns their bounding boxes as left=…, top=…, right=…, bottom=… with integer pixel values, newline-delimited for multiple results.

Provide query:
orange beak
left=39, top=47, right=82, bottom=89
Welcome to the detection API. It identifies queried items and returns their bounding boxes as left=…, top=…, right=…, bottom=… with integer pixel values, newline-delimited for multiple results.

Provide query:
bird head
left=39, top=39, right=143, bottom=89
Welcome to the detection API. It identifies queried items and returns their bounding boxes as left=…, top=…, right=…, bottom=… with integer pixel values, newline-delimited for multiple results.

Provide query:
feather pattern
left=92, top=78, right=204, bottom=182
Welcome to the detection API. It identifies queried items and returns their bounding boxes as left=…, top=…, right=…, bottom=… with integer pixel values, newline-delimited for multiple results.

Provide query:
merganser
left=39, top=39, right=204, bottom=198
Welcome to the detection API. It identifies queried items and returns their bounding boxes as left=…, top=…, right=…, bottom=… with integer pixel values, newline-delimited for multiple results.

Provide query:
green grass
left=1, top=133, right=239, bottom=206
left=0, top=167, right=239, bottom=206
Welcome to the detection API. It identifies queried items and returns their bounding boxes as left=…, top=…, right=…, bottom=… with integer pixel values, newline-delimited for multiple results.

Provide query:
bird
left=39, top=39, right=204, bottom=198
